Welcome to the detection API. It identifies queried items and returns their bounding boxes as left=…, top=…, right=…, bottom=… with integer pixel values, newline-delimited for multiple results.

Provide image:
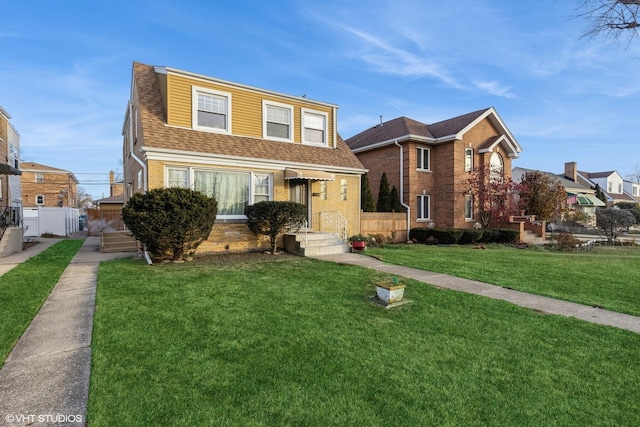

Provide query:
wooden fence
left=360, top=212, right=407, bottom=243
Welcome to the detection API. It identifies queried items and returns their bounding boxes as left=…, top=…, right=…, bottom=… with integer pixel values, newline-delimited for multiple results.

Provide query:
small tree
left=390, top=185, right=404, bottom=212
left=465, top=165, right=522, bottom=228
left=361, top=173, right=376, bottom=212
left=122, top=187, right=218, bottom=261
left=518, top=170, right=567, bottom=222
left=593, top=184, right=607, bottom=204
left=377, top=172, right=392, bottom=212
left=245, top=201, right=307, bottom=254
left=596, top=207, right=636, bottom=243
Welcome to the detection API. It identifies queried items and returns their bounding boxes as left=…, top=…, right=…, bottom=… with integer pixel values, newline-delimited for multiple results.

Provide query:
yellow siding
left=165, top=73, right=335, bottom=146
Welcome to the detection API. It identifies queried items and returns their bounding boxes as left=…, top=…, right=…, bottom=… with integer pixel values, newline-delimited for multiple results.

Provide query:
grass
left=89, top=255, right=640, bottom=426
left=0, top=239, right=84, bottom=364
left=365, top=244, right=640, bottom=316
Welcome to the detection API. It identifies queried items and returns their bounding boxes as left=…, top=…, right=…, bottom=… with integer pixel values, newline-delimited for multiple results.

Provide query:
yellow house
left=122, top=62, right=365, bottom=255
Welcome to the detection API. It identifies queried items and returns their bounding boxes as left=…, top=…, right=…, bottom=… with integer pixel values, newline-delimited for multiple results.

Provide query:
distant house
left=0, top=105, right=23, bottom=257
left=20, top=162, right=78, bottom=208
left=564, top=162, right=637, bottom=207
left=122, top=62, right=365, bottom=254
left=20, top=162, right=79, bottom=237
left=345, top=107, right=522, bottom=231
left=512, top=165, right=604, bottom=225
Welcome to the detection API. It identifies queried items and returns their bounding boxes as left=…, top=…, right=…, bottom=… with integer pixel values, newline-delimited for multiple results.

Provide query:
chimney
left=109, top=170, right=115, bottom=184
left=564, top=162, right=577, bottom=182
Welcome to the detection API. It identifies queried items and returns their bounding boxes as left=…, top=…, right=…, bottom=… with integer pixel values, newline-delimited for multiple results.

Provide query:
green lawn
left=0, top=239, right=84, bottom=364
left=89, top=255, right=640, bottom=426
left=366, top=244, right=640, bottom=316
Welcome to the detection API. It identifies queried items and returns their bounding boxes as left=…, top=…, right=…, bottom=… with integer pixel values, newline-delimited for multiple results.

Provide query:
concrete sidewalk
left=0, top=235, right=137, bottom=426
left=313, top=252, right=640, bottom=335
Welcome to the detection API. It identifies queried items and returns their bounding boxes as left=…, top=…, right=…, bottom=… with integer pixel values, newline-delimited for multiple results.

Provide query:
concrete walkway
left=0, top=235, right=136, bottom=426
left=313, top=252, right=640, bottom=335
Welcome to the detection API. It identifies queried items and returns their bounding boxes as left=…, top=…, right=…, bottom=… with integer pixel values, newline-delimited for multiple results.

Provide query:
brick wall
left=21, top=171, right=78, bottom=208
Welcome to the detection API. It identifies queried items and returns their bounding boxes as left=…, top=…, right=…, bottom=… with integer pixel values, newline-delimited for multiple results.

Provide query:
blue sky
left=2, top=0, right=639, bottom=199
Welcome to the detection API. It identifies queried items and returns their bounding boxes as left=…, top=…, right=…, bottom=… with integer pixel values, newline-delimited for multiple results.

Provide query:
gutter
left=394, top=140, right=411, bottom=242
left=126, top=101, right=148, bottom=192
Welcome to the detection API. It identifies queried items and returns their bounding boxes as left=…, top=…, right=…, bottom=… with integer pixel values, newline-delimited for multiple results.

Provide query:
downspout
left=394, top=140, right=411, bottom=242
left=127, top=101, right=151, bottom=264
left=128, top=101, right=148, bottom=192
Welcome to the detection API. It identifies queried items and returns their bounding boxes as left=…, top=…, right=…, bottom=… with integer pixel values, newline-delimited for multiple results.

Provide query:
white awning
left=284, top=168, right=335, bottom=181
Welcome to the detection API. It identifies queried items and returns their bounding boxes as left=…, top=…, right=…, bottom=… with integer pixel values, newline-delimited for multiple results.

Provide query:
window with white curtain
left=254, top=174, right=271, bottom=203
left=167, top=168, right=188, bottom=188
left=302, top=109, right=328, bottom=145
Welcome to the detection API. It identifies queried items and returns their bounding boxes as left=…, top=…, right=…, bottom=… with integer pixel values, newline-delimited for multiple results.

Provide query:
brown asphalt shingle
left=133, top=62, right=364, bottom=171
left=345, top=108, right=490, bottom=150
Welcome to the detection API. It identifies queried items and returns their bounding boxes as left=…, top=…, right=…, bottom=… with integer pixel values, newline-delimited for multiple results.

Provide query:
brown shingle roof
left=345, top=108, right=491, bottom=150
left=133, top=62, right=364, bottom=171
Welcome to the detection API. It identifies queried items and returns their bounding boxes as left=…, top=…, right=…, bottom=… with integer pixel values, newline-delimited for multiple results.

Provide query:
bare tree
left=626, top=164, right=640, bottom=182
left=576, top=0, right=640, bottom=44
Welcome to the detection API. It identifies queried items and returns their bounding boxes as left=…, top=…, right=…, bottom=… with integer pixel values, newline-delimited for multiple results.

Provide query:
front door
left=289, top=179, right=310, bottom=226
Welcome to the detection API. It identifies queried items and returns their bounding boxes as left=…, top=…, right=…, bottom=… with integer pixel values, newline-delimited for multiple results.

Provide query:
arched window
left=489, top=152, right=503, bottom=181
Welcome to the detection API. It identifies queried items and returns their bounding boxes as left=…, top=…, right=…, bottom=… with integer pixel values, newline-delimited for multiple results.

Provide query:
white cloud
left=473, top=81, right=516, bottom=99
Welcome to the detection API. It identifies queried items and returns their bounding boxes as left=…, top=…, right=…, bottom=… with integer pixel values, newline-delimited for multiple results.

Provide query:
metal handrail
left=319, top=211, right=348, bottom=242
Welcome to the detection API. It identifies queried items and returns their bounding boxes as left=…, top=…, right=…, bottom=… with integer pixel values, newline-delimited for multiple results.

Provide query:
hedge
left=410, top=228, right=518, bottom=245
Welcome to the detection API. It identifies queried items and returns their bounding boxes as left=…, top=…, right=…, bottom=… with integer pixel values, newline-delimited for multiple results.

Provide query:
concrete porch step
left=101, top=231, right=138, bottom=253
left=284, top=233, right=348, bottom=256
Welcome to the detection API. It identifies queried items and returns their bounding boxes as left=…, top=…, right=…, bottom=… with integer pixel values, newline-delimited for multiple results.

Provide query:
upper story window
left=263, top=101, right=293, bottom=142
left=465, top=148, right=473, bottom=172
left=608, top=182, right=613, bottom=192
left=192, top=86, right=231, bottom=133
left=417, top=146, right=430, bottom=171
left=490, top=152, right=503, bottom=181
left=618, top=183, right=622, bottom=193
left=35, top=173, right=44, bottom=183
left=301, top=108, right=328, bottom=146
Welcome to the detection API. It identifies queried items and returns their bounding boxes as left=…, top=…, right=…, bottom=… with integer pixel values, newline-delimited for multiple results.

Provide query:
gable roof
left=512, top=167, right=593, bottom=192
left=19, top=162, right=79, bottom=183
left=345, top=107, right=522, bottom=158
left=131, top=62, right=365, bottom=173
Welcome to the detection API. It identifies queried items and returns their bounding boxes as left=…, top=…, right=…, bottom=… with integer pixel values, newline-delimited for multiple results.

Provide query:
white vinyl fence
left=23, top=207, right=80, bottom=237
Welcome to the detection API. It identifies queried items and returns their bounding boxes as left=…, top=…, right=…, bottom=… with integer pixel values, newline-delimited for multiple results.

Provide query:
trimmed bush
left=410, top=228, right=518, bottom=245
left=246, top=201, right=307, bottom=254
left=122, top=187, right=217, bottom=261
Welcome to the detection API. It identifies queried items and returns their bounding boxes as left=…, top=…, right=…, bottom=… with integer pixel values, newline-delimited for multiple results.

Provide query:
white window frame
left=192, top=86, right=232, bottom=134
left=301, top=108, right=328, bottom=146
left=417, top=194, right=430, bottom=220
left=163, top=166, right=272, bottom=220
left=465, top=148, right=473, bottom=172
left=253, top=173, right=272, bottom=204
left=340, top=179, right=347, bottom=201
left=417, top=146, right=430, bottom=171
left=35, top=172, right=44, bottom=183
left=36, top=195, right=45, bottom=205
left=166, top=167, right=189, bottom=188
left=137, top=170, right=142, bottom=189
left=263, top=101, right=294, bottom=142
left=464, top=194, right=474, bottom=220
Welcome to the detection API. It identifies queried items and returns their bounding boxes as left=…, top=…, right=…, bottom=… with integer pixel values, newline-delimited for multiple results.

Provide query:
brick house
left=122, top=62, right=365, bottom=254
left=346, top=107, right=522, bottom=232
left=20, top=162, right=78, bottom=208
left=0, top=105, right=23, bottom=256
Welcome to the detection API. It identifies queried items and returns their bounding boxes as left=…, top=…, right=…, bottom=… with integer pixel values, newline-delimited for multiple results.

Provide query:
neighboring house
left=565, top=162, right=636, bottom=206
left=345, top=107, right=522, bottom=231
left=123, top=62, right=365, bottom=253
left=0, top=105, right=23, bottom=257
left=512, top=165, right=604, bottom=225
left=623, top=180, right=640, bottom=202
left=20, top=162, right=79, bottom=208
